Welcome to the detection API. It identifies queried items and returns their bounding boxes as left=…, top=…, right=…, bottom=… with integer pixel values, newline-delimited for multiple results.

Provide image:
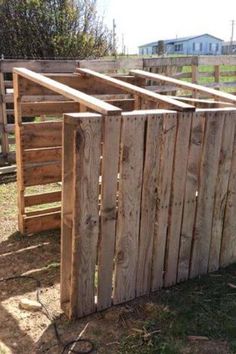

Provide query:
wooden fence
left=61, top=107, right=236, bottom=319
left=1, top=56, right=236, bottom=164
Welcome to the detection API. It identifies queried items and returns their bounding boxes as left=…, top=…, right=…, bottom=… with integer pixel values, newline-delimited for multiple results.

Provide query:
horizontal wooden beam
left=77, top=68, right=195, bottom=112
left=25, top=190, right=61, bottom=207
left=167, top=96, right=235, bottom=108
left=130, top=70, right=236, bottom=105
left=21, top=101, right=80, bottom=116
left=23, top=211, right=61, bottom=234
left=14, top=68, right=121, bottom=116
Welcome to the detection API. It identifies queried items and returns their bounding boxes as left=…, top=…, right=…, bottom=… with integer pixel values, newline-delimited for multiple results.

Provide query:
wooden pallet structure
left=13, top=66, right=236, bottom=319
left=2, top=56, right=236, bottom=164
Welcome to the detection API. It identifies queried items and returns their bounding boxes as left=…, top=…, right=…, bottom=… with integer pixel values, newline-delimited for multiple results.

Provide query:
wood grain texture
left=220, top=112, right=236, bottom=267
left=136, top=113, right=162, bottom=296
left=164, top=112, right=192, bottom=287
left=14, top=68, right=121, bottom=116
left=69, top=113, right=102, bottom=318
left=97, top=115, right=121, bottom=311
left=22, top=121, right=62, bottom=149
left=77, top=68, right=195, bottom=111
left=177, top=112, right=205, bottom=282
left=151, top=113, right=177, bottom=291
left=208, top=113, right=236, bottom=272
left=23, top=162, right=61, bottom=187
left=24, top=211, right=61, bottom=234
left=190, top=111, right=224, bottom=278
left=24, top=190, right=61, bottom=207
left=113, top=113, right=145, bottom=304
left=23, top=147, right=62, bottom=164
left=61, top=115, right=76, bottom=313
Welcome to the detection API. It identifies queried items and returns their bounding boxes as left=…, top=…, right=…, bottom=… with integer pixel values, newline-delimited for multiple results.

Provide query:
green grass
left=118, top=264, right=236, bottom=354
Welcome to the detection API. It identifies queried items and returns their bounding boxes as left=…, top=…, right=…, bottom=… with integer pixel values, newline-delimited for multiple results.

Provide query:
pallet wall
left=61, top=108, right=236, bottom=319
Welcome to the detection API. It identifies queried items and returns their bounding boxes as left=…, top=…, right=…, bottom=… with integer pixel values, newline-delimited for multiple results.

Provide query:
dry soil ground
left=0, top=176, right=236, bottom=354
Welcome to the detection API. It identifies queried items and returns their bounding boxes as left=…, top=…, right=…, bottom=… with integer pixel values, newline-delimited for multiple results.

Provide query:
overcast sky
left=97, top=0, right=236, bottom=54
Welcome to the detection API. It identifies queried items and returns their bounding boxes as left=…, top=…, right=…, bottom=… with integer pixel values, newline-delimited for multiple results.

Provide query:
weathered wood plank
left=152, top=113, right=177, bottom=291
left=190, top=111, right=225, bottom=278
left=164, top=112, right=192, bottom=287
left=21, top=101, right=80, bottom=116
left=23, top=147, right=62, bottom=164
left=220, top=113, right=236, bottom=267
left=24, top=191, right=61, bottom=207
left=177, top=112, right=205, bottom=282
left=208, top=113, right=235, bottom=272
left=25, top=206, right=61, bottom=217
left=24, top=211, right=61, bottom=234
left=97, top=115, right=121, bottom=311
left=113, top=113, right=145, bottom=304
left=14, top=72, right=25, bottom=233
left=61, top=114, right=77, bottom=314
left=69, top=113, right=102, bottom=318
left=22, top=121, right=62, bottom=149
left=136, top=113, right=162, bottom=296
left=131, top=70, right=236, bottom=105
left=77, top=68, right=195, bottom=111
left=14, top=68, right=121, bottom=116
left=23, top=162, right=61, bottom=186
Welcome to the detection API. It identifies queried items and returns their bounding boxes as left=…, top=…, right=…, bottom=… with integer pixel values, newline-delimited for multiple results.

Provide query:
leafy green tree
left=0, top=0, right=112, bottom=58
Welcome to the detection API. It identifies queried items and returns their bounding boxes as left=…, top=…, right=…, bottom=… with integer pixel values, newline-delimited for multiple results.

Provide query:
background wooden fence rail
left=1, top=56, right=236, bottom=164
left=61, top=108, right=236, bottom=319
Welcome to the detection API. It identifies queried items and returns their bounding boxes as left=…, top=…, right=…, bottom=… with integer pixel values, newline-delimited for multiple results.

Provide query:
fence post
left=191, top=64, right=199, bottom=98
left=214, top=65, right=220, bottom=90
left=61, top=112, right=102, bottom=319
left=0, top=59, right=9, bottom=159
left=13, top=72, right=25, bottom=233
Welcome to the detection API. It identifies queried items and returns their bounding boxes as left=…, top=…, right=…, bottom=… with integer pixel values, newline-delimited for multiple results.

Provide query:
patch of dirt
left=184, top=340, right=230, bottom=354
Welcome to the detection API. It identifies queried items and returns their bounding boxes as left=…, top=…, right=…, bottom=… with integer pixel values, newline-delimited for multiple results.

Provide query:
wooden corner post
left=13, top=71, right=24, bottom=233
left=0, top=60, right=9, bottom=158
left=61, top=112, right=103, bottom=319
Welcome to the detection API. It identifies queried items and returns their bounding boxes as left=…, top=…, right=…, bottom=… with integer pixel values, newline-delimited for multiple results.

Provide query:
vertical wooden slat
left=177, top=112, right=205, bottom=282
left=208, top=112, right=235, bottom=272
left=220, top=113, right=236, bottom=267
left=97, top=115, right=121, bottom=311
left=69, top=113, right=102, bottom=318
left=136, top=113, right=163, bottom=297
left=164, top=112, right=192, bottom=287
left=113, top=113, right=145, bottom=305
left=61, top=116, right=76, bottom=315
left=190, top=111, right=224, bottom=278
left=13, top=73, right=25, bottom=233
left=152, top=112, right=177, bottom=291
left=0, top=69, right=9, bottom=156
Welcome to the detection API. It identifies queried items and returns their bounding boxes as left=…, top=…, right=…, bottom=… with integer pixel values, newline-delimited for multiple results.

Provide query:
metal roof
left=139, top=33, right=224, bottom=48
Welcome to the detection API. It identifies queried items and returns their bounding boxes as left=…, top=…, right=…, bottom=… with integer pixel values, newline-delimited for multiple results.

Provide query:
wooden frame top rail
left=130, top=69, right=236, bottom=105
left=76, top=68, right=195, bottom=112
left=13, top=68, right=121, bottom=116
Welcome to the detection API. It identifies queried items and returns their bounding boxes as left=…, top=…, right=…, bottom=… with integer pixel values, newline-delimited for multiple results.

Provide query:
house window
left=152, top=46, right=157, bottom=54
left=175, top=44, right=183, bottom=52
left=200, top=43, right=203, bottom=51
left=209, top=43, right=212, bottom=51
left=193, top=43, right=195, bottom=51
left=195, top=43, right=200, bottom=51
left=216, top=43, right=219, bottom=52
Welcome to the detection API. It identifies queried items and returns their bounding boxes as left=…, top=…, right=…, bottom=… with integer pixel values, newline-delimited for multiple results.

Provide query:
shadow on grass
left=117, top=265, right=236, bottom=354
